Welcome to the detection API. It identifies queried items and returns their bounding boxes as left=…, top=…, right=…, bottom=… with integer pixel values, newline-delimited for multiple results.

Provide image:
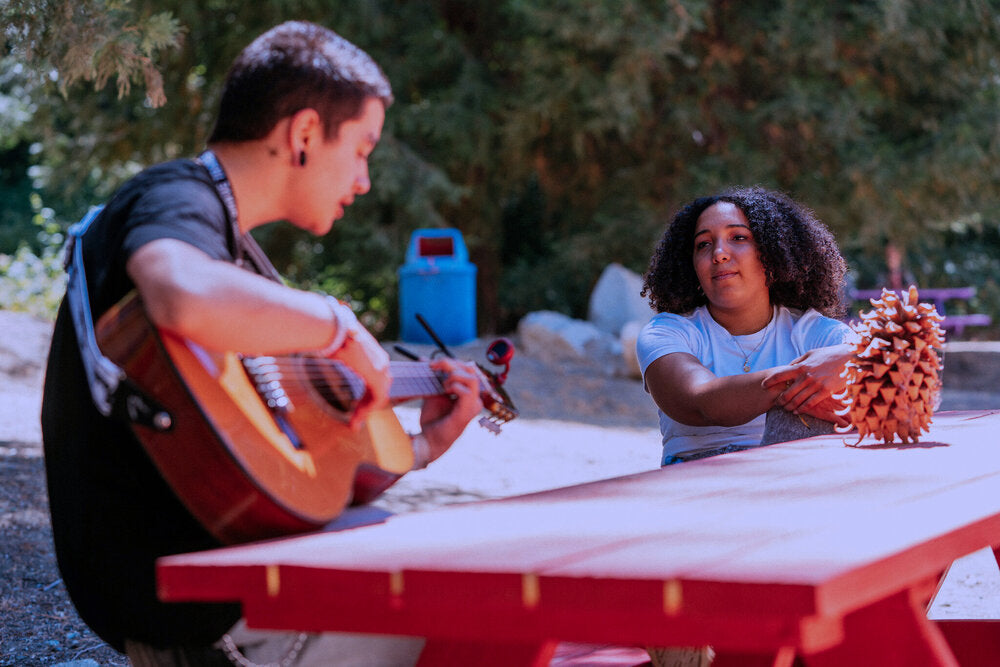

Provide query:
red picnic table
left=158, top=410, right=1000, bottom=666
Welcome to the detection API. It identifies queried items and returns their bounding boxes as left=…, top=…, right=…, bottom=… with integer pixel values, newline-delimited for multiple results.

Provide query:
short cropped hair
left=209, top=21, right=393, bottom=143
left=641, top=186, right=848, bottom=318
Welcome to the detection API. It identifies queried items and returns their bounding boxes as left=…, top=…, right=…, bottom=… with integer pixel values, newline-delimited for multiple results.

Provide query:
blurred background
left=2, top=0, right=999, bottom=339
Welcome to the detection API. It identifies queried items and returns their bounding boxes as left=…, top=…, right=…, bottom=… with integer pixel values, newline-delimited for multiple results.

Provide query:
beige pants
left=126, top=621, right=424, bottom=667
left=647, top=645, right=715, bottom=667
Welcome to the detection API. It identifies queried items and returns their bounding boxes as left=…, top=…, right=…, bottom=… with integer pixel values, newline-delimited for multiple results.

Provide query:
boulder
left=620, top=319, right=646, bottom=379
left=517, top=310, right=622, bottom=375
left=0, top=309, right=53, bottom=383
left=587, top=263, right=655, bottom=336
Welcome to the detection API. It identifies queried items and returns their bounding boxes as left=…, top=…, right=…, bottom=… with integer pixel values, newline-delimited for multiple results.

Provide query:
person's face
left=299, top=97, right=385, bottom=235
left=692, top=202, right=769, bottom=310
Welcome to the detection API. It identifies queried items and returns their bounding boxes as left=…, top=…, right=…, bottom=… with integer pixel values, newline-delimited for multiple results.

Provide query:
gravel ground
left=2, top=310, right=999, bottom=667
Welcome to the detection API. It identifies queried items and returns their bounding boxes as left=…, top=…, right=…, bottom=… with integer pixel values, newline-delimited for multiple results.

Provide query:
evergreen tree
left=3, top=0, right=999, bottom=334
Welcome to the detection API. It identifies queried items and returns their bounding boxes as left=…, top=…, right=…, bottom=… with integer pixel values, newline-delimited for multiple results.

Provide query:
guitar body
left=95, top=294, right=413, bottom=544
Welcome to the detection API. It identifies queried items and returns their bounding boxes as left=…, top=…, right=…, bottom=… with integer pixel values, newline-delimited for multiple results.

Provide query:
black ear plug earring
left=299, top=151, right=307, bottom=166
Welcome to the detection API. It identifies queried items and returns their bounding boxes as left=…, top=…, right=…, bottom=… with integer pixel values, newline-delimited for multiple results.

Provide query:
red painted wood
left=934, top=620, right=1000, bottom=667
left=157, top=410, right=1000, bottom=665
left=417, top=639, right=558, bottom=667
left=802, top=587, right=958, bottom=667
left=713, top=646, right=795, bottom=667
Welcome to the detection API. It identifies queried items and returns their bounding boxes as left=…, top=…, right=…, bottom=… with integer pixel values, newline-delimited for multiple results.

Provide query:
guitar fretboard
left=388, top=361, right=447, bottom=401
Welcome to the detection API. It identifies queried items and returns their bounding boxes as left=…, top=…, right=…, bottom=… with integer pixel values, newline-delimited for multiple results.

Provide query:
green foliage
left=3, top=0, right=182, bottom=106
left=0, top=142, right=36, bottom=254
left=3, top=0, right=1000, bottom=337
left=0, top=195, right=67, bottom=318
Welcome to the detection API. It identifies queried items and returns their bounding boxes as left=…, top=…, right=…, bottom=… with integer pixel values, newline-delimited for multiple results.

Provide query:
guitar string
left=243, top=359, right=508, bottom=413
left=259, top=360, right=514, bottom=420
left=259, top=360, right=451, bottom=394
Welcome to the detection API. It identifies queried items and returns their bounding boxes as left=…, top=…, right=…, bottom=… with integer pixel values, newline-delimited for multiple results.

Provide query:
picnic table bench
left=849, top=286, right=992, bottom=338
left=158, top=410, right=1000, bottom=666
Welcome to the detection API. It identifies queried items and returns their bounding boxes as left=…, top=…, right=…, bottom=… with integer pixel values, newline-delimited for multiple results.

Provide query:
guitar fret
left=389, top=362, right=445, bottom=399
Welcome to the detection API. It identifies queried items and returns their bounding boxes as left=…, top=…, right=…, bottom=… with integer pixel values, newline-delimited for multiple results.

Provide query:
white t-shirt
left=636, top=305, right=851, bottom=464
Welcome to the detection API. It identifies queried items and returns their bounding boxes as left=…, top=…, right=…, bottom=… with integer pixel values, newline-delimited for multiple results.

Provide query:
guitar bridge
left=241, top=356, right=304, bottom=449
left=242, top=356, right=294, bottom=411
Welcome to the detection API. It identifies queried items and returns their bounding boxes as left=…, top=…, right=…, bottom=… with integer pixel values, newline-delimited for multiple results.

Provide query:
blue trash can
left=398, top=228, right=477, bottom=345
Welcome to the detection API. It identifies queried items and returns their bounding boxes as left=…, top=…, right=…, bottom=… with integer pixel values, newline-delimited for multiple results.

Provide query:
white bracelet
left=319, top=296, right=360, bottom=356
left=411, top=432, right=431, bottom=470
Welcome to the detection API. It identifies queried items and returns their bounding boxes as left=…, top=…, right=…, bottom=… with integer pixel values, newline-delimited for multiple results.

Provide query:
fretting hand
left=325, top=325, right=391, bottom=429
left=418, top=359, right=485, bottom=465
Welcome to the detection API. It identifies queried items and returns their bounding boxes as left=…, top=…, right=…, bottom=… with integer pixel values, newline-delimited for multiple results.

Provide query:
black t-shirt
left=41, top=159, right=244, bottom=651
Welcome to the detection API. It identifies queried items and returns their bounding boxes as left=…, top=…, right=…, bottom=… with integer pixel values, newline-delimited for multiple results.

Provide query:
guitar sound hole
left=306, top=359, right=366, bottom=418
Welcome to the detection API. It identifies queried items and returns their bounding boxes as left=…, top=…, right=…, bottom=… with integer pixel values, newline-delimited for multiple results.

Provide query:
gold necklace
left=731, top=328, right=768, bottom=373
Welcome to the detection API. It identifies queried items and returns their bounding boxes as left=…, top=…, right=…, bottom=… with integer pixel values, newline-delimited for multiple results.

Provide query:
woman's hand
left=762, top=343, right=853, bottom=417
left=794, top=396, right=851, bottom=426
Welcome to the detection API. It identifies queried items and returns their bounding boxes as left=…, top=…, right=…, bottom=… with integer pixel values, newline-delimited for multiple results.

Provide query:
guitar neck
left=250, top=356, right=514, bottom=427
left=388, top=361, right=448, bottom=402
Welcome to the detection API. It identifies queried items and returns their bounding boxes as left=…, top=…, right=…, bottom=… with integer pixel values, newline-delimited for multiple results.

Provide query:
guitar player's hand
left=419, top=359, right=484, bottom=464
left=327, top=326, right=391, bottom=429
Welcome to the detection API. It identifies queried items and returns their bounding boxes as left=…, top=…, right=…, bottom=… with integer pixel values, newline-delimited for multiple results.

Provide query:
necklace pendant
left=743, top=360, right=751, bottom=373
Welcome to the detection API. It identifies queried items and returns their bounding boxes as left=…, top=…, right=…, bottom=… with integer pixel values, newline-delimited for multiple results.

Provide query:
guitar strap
left=64, top=206, right=173, bottom=431
left=196, top=149, right=283, bottom=283
left=63, top=149, right=271, bottom=432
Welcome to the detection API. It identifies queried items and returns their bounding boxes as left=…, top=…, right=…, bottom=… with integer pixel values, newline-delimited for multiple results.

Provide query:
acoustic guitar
left=95, top=292, right=517, bottom=544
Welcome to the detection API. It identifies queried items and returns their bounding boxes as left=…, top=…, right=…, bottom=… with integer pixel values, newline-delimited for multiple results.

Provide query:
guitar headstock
left=396, top=318, right=518, bottom=434
left=473, top=362, right=518, bottom=434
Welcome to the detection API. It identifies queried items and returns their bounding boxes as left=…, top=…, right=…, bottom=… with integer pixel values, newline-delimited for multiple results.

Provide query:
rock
left=0, top=309, right=52, bottom=445
left=517, top=310, right=622, bottom=375
left=620, top=319, right=645, bottom=379
left=0, top=309, right=53, bottom=382
left=586, top=263, right=655, bottom=336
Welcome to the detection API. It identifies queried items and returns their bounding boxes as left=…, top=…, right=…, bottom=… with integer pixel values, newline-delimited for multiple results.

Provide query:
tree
left=4, top=0, right=1000, bottom=335
left=3, top=0, right=182, bottom=107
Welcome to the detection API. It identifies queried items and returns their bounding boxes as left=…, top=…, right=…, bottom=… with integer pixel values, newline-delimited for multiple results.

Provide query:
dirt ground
left=2, top=309, right=999, bottom=666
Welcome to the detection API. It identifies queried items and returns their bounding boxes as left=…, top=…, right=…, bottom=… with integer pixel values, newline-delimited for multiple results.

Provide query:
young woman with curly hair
left=637, top=186, right=855, bottom=466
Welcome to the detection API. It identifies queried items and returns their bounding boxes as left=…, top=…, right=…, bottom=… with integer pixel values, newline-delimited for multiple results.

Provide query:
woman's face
left=692, top=202, right=769, bottom=311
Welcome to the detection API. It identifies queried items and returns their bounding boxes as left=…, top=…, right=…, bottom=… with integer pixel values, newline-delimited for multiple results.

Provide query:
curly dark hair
left=641, top=186, right=847, bottom=318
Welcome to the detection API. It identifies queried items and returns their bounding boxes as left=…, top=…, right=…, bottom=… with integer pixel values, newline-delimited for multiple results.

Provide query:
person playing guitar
left=41, top=21, right=490, bottom=667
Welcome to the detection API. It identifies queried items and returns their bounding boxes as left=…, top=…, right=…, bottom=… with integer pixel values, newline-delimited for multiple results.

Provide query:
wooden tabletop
left=158, top=410, right=1000, bottom=665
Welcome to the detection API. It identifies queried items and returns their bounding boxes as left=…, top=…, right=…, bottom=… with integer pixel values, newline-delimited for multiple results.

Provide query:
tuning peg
left=485, top=337, right=514, bottom=384
left=486, top=337, right=514, bottom=365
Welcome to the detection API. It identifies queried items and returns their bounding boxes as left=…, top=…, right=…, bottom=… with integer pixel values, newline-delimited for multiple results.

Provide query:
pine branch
left=2, top=0, right=182, bottom=107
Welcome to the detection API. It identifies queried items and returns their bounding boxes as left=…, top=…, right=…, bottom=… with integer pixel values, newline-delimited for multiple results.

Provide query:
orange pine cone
left=834, top=285, right=944, bottom=445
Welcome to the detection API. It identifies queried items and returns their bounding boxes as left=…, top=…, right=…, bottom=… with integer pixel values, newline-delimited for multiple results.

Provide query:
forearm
left=682, top=371, right=782, bottom=426
left=164, top=278, right=335, bottom=354
left=128, top=238, right=341, bottom=354
left=645, top=353, right=782, bottom=427
left=763, top=343, right=855, bottom=413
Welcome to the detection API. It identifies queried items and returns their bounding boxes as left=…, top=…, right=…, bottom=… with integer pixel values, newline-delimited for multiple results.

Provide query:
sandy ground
left=2, top=310, right=999, bottom=666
